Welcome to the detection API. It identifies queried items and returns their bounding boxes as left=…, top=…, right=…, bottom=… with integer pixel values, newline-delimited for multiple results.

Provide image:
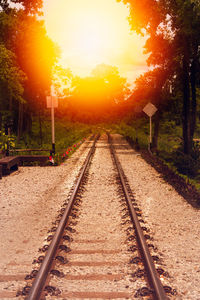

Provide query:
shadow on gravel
left=126, top=136, right=200, bottom=209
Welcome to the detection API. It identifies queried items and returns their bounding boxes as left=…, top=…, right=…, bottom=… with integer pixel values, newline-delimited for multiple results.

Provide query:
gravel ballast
left=47, top=134, right=145, bottom=299
left=113, top=134, right=200, bottom=300
left=0, top=140, right=92, bottom=299
left=0, top=134, right=200, bottom=299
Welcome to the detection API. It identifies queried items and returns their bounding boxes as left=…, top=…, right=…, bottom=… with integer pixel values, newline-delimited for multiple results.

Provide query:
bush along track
left=48, top=137, right=87, bottom=166
left=126, top=136, right=200, bottom=208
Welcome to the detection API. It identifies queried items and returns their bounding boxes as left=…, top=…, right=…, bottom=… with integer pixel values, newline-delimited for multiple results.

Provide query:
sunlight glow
left=43, top=0, right=148, bottom=83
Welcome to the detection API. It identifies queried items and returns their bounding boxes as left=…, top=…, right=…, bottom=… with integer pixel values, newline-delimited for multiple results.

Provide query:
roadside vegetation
left=15, top=117, right=91, bottom=154
left=112, top=118, right=200, bottom=192
left=0, top=116, right=91, bottom=164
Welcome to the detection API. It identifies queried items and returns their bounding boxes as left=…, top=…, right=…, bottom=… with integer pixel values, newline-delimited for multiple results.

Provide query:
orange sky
left=43, top=0, right=148, bottom=84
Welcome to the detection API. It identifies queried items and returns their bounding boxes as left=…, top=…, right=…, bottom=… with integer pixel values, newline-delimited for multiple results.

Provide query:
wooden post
left=142, top=103, right=157, bottom=153
left=51, top=105, right=55, bottom=154
left=47, top=95, right=58, bottom=155
left=150, top=116, right=152, bottom=144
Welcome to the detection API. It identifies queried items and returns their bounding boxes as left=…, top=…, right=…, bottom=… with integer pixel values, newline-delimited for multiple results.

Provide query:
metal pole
left=150, top=116, right=152, bottom=144
left=51, top=105, right=55, bottom=154
left=148, top=116, right=152, bottom=153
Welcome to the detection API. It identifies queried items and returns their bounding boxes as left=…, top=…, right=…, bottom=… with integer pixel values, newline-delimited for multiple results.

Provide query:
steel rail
left=27, top=136, right=99, bottom=300
left=108, top=134, right=167, bottom=300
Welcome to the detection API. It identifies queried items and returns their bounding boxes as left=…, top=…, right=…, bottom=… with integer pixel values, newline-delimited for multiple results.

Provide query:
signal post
left=46, top=95, right=58, bottom=155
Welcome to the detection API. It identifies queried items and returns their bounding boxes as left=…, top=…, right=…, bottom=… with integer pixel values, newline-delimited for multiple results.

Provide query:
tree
left=0, top=0, right=43, bottom=14
left=0, top=43, right=26, bottom=131
left=13, top=12, right=58, bottom=139
left=133, top=67, right=174, bottom=149
left=118, top=0, right=200, bottom=154
left=67, top=64, right=130, bottom=123
left=52, top=65, right=73, bottom=98
left=14, top=12, right=58, bottom=97
left=0, top=3, right=59, bottom=139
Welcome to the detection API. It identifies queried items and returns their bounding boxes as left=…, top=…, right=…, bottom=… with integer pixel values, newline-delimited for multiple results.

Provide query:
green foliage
left=16, top=117, right=91, bottom=155
left=52, top=65, right=73, bottom=97
left=12, top=11, right=59, bottom=112
left=114, top=116, right=200, bottom=180
left=0, top=0, right=43, bottom=15
left=0, top=131, right=15, bottom=153
left=0, top=43, right=26, bottom=104
left=112, top=119, right=149, bottom=149
left=13, top=118, right=92, bottom=166
left=0, top=7, right=59, bottom=138
left=50, top=138, right=87, bottom=166
left=119, top=0, right=200, bottom=155
left=171, top=151, right=200, bottom=177
left=51, top=153, right=62, bottom=166
left=67, top=64, right=131, bottom=123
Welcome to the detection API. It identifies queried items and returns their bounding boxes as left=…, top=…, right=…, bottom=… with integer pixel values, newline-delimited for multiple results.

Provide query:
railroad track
left=18, top=134, right=175, bottom=300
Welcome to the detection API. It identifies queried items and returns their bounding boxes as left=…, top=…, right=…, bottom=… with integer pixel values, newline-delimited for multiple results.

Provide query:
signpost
left=46, top=95, right=58, bottom=154
left=143, top=102, right=157, bottom=151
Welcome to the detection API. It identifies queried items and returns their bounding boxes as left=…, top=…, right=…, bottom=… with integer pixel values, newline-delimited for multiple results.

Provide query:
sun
left=43, top=0, right=148, bottom=82
left=72, top=14, right=106, bottom=61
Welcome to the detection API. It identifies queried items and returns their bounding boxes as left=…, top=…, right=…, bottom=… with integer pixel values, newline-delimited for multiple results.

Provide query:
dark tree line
left=0, top=0, right=58, bottom=141
left=61, top=64, right=130, bottom=123
left=2, top=0, right=200, bottom=154
left=119, top=0, right=200, bottom=154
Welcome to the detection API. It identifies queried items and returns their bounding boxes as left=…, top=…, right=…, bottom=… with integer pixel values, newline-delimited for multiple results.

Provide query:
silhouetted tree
left=118, top=0, right=200, bottom=154
left=66, top=64, right=130, bottom=123
left=0, top=1, right=58, bottom=139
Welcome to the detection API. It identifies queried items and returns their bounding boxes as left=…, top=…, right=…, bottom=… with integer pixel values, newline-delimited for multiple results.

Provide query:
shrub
left=172, top=151, right=200, bottom=177
left=0, top=131, right=16, bottom=155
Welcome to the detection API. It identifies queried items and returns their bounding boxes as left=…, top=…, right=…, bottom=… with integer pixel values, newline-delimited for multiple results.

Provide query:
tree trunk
left=152, top=110, right=161, bottom=151
left=23, top=107, right=32, bottom=134
left=182, top=49, right=191, bottom=154
left=39, top=110, right=43, bottom=146
left=0, top=112, right=2, bottom=132
left=8, top=94, right=13, bottom=136
left=9, top=94, right=12, bottom=111
left=190, top=57, right=197, bottom=140
left=17, top=102, right=23, bottom=142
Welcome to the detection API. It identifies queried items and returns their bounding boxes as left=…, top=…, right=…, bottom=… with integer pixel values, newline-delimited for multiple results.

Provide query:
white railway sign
left=46, top=96, right=58, bottom=108
left=143, top=102, right=157, bottom=117
left=46, top=95, right=58, bottom=154
left=142, top=102, right=158, bottom=150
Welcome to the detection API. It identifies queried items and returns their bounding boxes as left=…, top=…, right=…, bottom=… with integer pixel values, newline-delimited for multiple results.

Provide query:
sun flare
left=74, top=15, right=106, bottom=60
left=43, top=0, right=148, bottom=82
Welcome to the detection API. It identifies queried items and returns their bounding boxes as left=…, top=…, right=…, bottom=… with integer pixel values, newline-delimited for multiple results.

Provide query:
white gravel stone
left=47, top=134, right=141, bottom=299
left=113, top=134, right=200, bottom=300
left=1, top=134, right=199, bottom=300
left=0, top=140, right=92, bottom=299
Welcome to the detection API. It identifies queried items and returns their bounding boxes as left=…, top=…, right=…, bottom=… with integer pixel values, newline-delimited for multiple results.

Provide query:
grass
left=0, top=117, right=93, bottom=162
left=17, top=117, right=92, bottom=153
